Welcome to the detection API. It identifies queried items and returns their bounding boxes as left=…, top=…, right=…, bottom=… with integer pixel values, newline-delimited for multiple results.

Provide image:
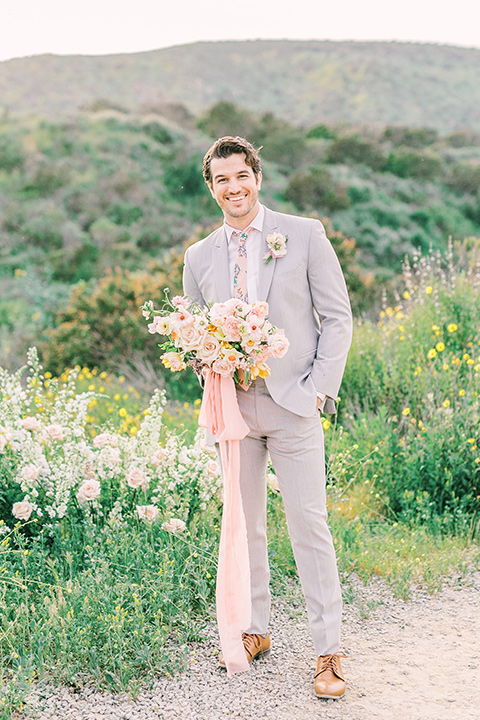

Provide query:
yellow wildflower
left=425, top=286, right=433, bottom=294
left=447, top=323, right=458, bottom=333
left=427, top=348, right=437, bottom=360
left=459, top=389, right=465, bottom=397
left=442, top=399, right=450, bottom=408
left=403, top=291, right=410, bottom=299
left=385, top=307, right=394, bottom=316
left=402, top=407, right=410, bottom=416
left=436, top=342, right=445, bottom=352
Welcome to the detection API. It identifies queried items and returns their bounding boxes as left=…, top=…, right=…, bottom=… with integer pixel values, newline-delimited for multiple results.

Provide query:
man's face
left=208, top=153, right=262, bottom=229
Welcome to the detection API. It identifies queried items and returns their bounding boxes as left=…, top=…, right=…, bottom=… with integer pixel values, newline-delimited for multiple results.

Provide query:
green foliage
left=339, top=243, right=480, bottom=532
left=384, top=126, right=438, bottom=148
left=446, top=162, right=480, bottom=195
left=306, top=123, right=338, bottom=140
left=384, top=148, right=443, bottom=180
left=285, top=166, right=350, bottom=212
left=197, top=101, right=256, bottom=139
left=326, top=136, right=385, bottom=170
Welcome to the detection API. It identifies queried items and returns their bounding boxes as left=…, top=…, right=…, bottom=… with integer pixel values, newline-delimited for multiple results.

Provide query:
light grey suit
left=183, top=205, right=352, bottom=655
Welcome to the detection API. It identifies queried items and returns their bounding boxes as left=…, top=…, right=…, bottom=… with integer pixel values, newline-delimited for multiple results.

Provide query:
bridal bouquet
left=141, top=293, right=289, bottom=386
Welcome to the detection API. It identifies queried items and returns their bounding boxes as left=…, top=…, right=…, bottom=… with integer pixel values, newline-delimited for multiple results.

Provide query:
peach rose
left=46, top=424, right=64, bottom=441
left=196, top=336, right=220, bottom=364
left=126, top=466, right=149, bottom=490
left=23, top=416, right=42, bottom=432
left=77, top=478, right=101, bottom=503
left=161, top=518, right=186, bottom=534
left=136, top=504, right=160, bottom=522
left=212, top=357, right=236, bottom=378
left=12, top=500, right=33, bottom=521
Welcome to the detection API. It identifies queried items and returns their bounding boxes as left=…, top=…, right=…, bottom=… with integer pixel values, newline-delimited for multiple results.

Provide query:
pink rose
left=12, top=500, right=33, bottom=521
left=137, top=504, right=160, bottom=522
left=222, top=315, right=242, bottom=342
left=46, top=424, right=64, bottom=441
left=126, top=466, right=149, bottom=490
left=23, top=416, right=42, bottom=432
left=270, top=331, right=290, bottom=358
left=179, top=322, right=205, bottom=351
left=150, top=447, right=167, bottom=467
left=212, top=357, right=236, bottom=378
left=250, top=301, right=269, bottom=318
left=161, top=518, right=186, bottom=534
left=93, top=432, right=118, bottom=448
left=77, top=478, right=101, bottom=503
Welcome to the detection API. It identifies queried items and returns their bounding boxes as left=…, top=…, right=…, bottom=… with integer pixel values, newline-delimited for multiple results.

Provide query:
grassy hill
left=1, top=40, right=480, bottom=131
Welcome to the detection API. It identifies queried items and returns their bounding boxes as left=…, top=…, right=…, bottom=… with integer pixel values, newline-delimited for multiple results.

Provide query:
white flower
left=0, top=435, right=6, bottom=453
left=136, top=504, right=160, bottom=522
left=161, top=517, right=186, bottom=534
left=77, top=478, right=101, bottom=503
left=93, top=432, right=118, bottom=448
left=150, top=447, right=167, bottom=467
left=206, top=459, right=220, bottom=477
left=264, top=232, right=288, bottom=264
left=20, top=464, right=40, bottom=483
left=12, top=500, right=34, bottom=521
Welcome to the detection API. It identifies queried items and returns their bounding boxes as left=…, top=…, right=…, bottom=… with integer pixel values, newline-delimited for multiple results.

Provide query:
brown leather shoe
left=219, top=632, right=271, bottom=668
left=314, top=652, right=346, bottom=699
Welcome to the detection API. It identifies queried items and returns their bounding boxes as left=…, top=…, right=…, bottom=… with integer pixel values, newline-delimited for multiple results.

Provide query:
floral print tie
left=232, top=228, right=253, bottom=303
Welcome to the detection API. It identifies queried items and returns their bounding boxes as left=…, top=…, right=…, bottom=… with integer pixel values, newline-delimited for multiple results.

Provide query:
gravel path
left=20, top=572, right=480, bottom=720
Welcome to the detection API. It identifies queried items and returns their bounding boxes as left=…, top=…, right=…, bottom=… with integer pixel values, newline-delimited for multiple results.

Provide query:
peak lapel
left=257, top=208, right=278, bottom=301
left=212, top=228, right=231, bottom=302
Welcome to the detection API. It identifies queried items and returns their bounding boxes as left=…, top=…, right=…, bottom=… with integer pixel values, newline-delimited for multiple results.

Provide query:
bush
left=326, top=136, right=385, bottom=170
left=384, top=126, right=438, bottom=148
left=384, top=148, right=443, bottom=180
left=284, top=166, right=350, bottom=212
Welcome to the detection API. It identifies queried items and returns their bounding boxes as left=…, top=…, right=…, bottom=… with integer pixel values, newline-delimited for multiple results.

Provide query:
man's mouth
left=227, top=194, right=247, bottom=203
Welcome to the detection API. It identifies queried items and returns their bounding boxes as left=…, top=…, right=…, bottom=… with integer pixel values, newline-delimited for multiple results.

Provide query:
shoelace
left=315, top=651, right=346, bottom=680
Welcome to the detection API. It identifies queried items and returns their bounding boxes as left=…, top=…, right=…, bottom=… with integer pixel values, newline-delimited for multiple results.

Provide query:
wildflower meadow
left=1, top=244, right=479, bottom=717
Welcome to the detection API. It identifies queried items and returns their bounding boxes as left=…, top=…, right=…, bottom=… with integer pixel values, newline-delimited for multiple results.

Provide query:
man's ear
left=207, top=182, right=215, bottom=199
left=256, top=171, right=263, bottom=191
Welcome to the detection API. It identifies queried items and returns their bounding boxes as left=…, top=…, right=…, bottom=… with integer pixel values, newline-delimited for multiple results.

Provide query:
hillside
left=1, top=40, right=480, bottom=131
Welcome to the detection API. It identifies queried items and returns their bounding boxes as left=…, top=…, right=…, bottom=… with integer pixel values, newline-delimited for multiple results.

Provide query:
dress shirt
left=224, top=205, right=265, bottom=302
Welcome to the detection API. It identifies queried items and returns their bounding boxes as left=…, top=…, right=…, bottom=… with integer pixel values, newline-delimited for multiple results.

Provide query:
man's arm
left=182, top=246, right=205, bottom=305
left=307, top=220, right=353, bottom=408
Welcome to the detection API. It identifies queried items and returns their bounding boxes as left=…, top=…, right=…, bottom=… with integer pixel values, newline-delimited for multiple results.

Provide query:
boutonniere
left=263, top=233, right=288, bottom=264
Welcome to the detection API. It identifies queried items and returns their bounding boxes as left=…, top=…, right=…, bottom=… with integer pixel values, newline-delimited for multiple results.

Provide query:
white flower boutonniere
left=264, top=233, right=288, bottom=264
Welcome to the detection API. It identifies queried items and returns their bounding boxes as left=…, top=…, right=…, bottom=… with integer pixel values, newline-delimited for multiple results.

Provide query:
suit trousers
left=235, top=378, right=342, bottom=657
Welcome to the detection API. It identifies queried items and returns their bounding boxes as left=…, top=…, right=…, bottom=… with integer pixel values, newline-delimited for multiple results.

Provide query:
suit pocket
left=275, top=263, right=305, bottom=280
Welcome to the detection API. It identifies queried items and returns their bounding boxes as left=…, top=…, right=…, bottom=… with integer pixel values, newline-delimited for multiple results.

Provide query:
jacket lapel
left=212, top=228, right=231, bottom=302
left=257, top=207, right=278, bottom=301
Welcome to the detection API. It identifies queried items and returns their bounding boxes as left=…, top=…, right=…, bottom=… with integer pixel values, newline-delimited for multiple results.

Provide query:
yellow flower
left=119, top=376, right=125, bottom=383
left=467, top=438, right=476, bottom=444
left=385, top=307, right=394, bottom=316
left=100, top=371, right=108, bottom=379
left=403, top=291, right=410, bottom=299
left=321, top=418, right=331, bottom=430
left=379, top=310, right=386, bottom=319
left=414, top=366, right=422, bottom=376
left=425, top=286, right=433, bottom=294
left=442, top=399, right=450, bottom=408
left=427, top=348, right=437, bottom=360
left=447, top=323, right=458, bottom=333
left=431, top=324, right=440, bottom=332
left=114, top=393, right=121, bottom=401
left=443, top=363, right=449, bottom=370
left=402, top=407, right=410, bottom=416
left=467, top=359, right=474, bottom=365
left=435, top=342, right=445, bottom=352
left=396, top=311, right=404, bottom=320
left=119, top=408, right=127, bottom=417
left=44, top=371, right=52, bottom=379
left=459, top=389, right=465, bottom=397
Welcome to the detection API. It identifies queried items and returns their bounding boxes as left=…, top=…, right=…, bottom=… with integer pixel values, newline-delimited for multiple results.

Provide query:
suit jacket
left=183, top=205, right=353, bottom=418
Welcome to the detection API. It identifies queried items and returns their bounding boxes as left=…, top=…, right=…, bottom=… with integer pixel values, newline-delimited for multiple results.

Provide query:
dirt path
left=22, top=573, right=480, bottom=720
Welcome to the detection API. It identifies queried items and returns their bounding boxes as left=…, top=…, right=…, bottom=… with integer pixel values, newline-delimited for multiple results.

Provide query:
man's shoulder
left=185, top=224, right=223, bottom=259
left=265, top=207, right=322, bottom=234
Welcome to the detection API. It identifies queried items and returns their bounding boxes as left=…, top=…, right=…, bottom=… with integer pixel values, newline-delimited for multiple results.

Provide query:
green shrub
left=326, top=136, right=385, bottom=170
left=285, top=166, right=350, bottom=212
left=384, top=148, right=442, bottom=180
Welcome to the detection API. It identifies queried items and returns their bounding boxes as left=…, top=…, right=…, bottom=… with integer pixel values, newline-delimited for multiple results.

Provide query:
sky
left=1, top=0, right=479, bottom=63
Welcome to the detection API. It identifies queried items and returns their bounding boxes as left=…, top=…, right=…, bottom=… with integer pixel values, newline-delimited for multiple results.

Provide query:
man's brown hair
left=202, top=136, right=262, bottom=185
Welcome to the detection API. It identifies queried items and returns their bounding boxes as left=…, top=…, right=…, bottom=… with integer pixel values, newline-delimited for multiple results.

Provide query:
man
left=183, top=136, right=352, bottom=699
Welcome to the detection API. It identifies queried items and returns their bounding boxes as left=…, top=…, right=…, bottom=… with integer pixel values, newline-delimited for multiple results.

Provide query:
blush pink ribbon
left=198, top=369, right=251, bottom=677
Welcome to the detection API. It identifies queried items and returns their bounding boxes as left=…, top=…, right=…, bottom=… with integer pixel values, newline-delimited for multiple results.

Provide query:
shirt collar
left=224, top=204, right=265, bottom=244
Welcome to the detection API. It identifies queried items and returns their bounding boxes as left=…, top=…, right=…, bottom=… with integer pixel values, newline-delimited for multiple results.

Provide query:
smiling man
left=183, top=136, right=352, bottom=700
